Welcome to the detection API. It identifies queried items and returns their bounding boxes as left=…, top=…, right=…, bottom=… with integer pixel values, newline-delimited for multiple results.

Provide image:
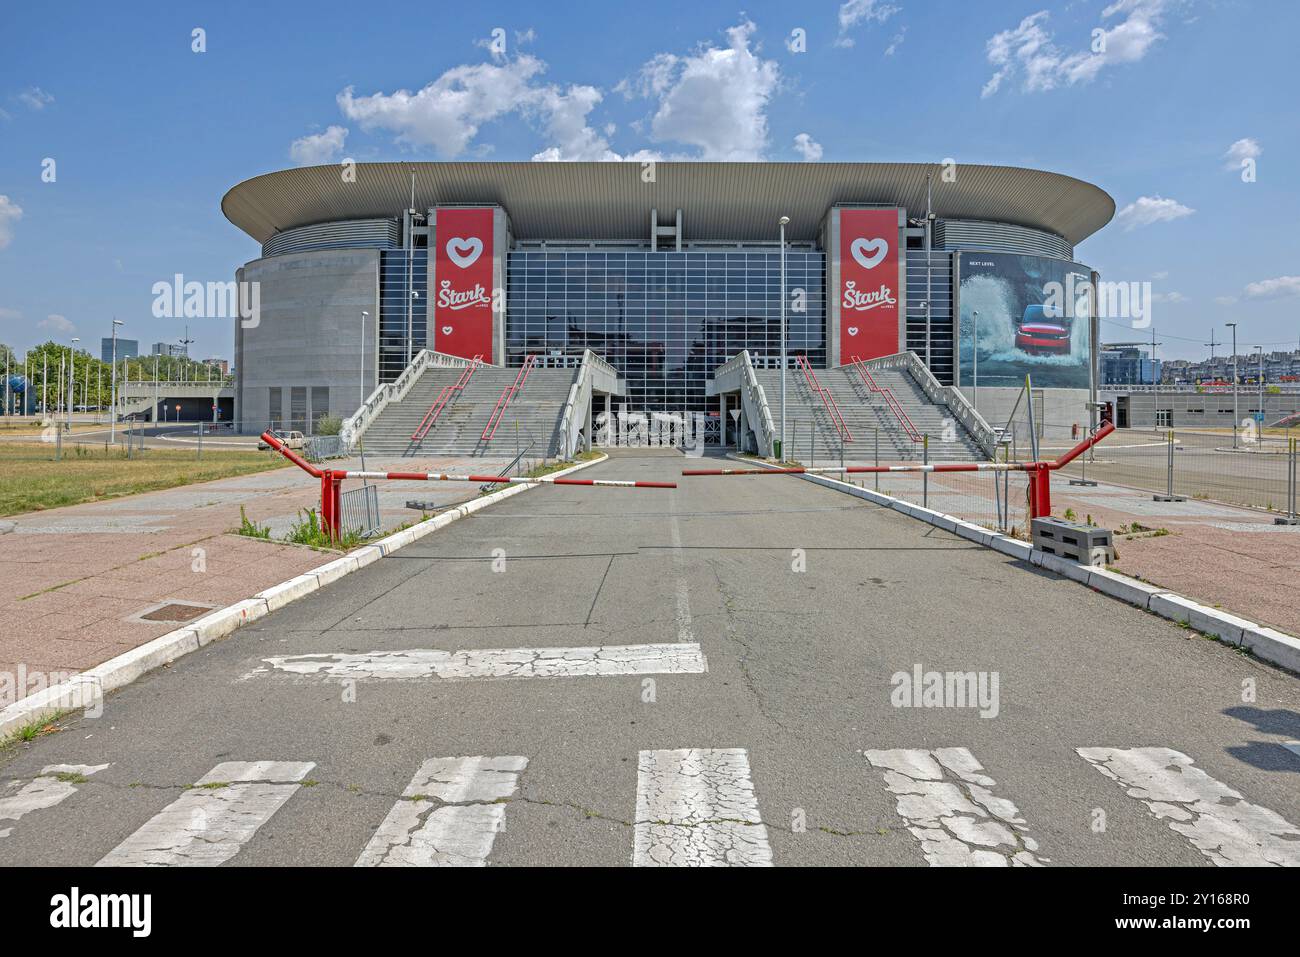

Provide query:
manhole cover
left=138, top=602, right=212, bottom=623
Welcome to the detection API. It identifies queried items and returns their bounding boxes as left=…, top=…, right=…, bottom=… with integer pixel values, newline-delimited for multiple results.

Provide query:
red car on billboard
left=1014, top=304, right=1072, bottom=355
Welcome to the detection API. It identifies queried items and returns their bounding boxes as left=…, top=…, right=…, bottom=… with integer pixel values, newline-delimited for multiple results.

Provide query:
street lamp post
left=110, top=320, right=123, bottom=444
left=360, top=311, right=370, bottom=410
left=1256, top=345, right=1265, bottom=438
left=67, top=337, right=79, bottom=431
left=778, top=216, right=789, bottom=460
left=1226, top=322, right=1238, bottom=448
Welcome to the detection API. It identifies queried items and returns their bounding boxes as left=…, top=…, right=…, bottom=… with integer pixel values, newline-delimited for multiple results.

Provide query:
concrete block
left=257, top=573, right=321, bottom=612
left=1148, top=593, right=1254, bottom=645
left=1239, top=625, right=1300, bottom=674
left=1084, top=568, right=1168, bottom=611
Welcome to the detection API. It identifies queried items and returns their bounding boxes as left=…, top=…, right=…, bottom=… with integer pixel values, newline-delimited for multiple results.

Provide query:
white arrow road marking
left=0, top=764, right=110, bottom=839
left=96, top=761, right=314, bottom=866
left=633, top=748, right=773, bottom=866
left=864, top=748, right=1045, bottom=866
left=355, top=756, right=527, bottom=867
left=243, top=643, right=707, bottom=681
left=1077, top=747, right=1300, bottom=866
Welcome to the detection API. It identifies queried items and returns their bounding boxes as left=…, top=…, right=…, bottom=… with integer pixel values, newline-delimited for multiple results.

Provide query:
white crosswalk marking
left=864, top=748, right=1045, bottom=866
left=96, top=761, right=315, bottom=866
left=0, top=764, right=109, bottom=839
left=355, top=756, right=527, bottom=867
left=244, top=643, right=707, bottom=681
left=633, top=748, right=773, bottom=866
left=1077, top=747, right=1300, bottom=866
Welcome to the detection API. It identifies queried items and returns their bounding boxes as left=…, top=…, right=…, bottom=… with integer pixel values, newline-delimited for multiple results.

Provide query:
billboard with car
left=957, top=252, right=1092, bottom=390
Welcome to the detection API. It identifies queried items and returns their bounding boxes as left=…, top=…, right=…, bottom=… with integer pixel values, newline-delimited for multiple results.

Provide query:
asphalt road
left=2, top=449, right=1298, bottom=866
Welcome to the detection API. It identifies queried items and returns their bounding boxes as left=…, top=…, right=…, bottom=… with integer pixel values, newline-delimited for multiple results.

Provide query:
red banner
left=434, top=207, right=494, bottom=361
left=839, top=208, right=900, bottom=362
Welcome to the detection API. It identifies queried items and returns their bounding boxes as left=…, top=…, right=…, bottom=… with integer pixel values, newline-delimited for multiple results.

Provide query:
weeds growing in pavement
left=285, top=508, right=363, bottom=549
left=236, top=505, right=271, bottom=539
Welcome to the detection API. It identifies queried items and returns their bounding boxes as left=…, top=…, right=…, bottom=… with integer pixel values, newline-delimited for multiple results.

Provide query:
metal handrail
left=479, top=439, right=536, bottom=492
left=847, top=354, right=922, bottom=443
left=411, top=354, right=482, bottom=442
left=482, top=354, right=537, bottom=442
left=795, top=354, right=853, bottom=442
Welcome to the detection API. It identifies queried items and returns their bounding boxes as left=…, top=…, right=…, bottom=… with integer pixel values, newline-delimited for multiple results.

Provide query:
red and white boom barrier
left=259, top=432, right=675, bottom=541
left=682, top=421, right=1116, bottom=520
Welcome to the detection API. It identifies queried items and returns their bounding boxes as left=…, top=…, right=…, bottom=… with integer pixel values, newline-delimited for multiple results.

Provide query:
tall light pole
left=360, top=311, right=370, bottom=410
left=1226, top=322, right=1238, bottom=448
left=778, top=215, right=789, bottom=460
left=110, top=320, right=123, bottom=444
left=67, top=337, right=79, bottom=430
left=1255, top=345, right=1265, bottom=437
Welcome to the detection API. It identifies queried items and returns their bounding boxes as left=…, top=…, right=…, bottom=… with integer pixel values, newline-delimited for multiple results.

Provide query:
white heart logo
left=851, top=237, right=888, bottom=270
left=441, top=325, right=453, bottom=336
left=446, top=237, right=483, bottom=269
left=847, top=326, right=859, bottom=336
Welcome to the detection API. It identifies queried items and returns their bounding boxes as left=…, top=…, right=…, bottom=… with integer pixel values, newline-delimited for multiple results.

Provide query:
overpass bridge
left=118, top=380, right=234, bottom=423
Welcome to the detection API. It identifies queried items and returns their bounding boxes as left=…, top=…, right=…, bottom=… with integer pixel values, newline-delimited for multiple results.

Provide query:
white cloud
left=529, top=85, right=626, bottom=161
left=1223, top=137, right=1261, bottom=171
left=981, top=1, right=1169, bottom=98
left=1150, top=290, right=1186, bottom=303
left=626, top=20, right=780, bottom=161
left=39, top=314, right=74, bottom=334
left=793, top=133, right=823, bottom=162
left=885, top=27, right=907, bottom=56
left=16, top=87, right=54, bottom=110
left=0, top=307, right=21, bottom=320
left=1113, top=195, right=1194, bottom=230
left=0, top=195, right=22, bottom=250
left=289, top=125, right=349, bottom=165
left=1243, top=276, right=1300, bottom=300
left=1150, top=270, right=1168, bottom=280
left=338, top=55, right=548, bottom=157
left=1213, top=295, right=1237, bottom=306
left=835, top=0, right=900, bottom=48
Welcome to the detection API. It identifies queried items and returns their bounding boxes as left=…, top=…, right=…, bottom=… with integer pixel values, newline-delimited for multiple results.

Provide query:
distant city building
left=102, top=337, right=139, bottom=363
left=151, top=342, right=188, bottom=357
left=1100, top=345, right=1161, bottom=385
left=1160, top=349, right=1300, bottom=385
left=203, top=358, right=230, bottom=375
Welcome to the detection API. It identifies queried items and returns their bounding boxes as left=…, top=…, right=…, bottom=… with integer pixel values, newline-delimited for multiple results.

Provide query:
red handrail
left=481, top=354, right=537, bottom=442
left=411, top=355, right=482, bottom=442
left=794, top=354, right=854, bottom=443
left=847, top=355, right=921, bottom=443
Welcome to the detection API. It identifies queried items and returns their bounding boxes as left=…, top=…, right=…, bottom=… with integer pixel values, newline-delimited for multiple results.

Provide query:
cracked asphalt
left=2, top=448, right=1299, bottom=866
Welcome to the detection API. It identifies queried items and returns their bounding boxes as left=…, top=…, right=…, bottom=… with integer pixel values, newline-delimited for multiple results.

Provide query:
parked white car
left=258, top=429, right=305, bottom=450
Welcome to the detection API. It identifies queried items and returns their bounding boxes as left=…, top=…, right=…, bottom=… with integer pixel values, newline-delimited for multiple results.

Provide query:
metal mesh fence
left=1056, top=428, right=1299, bottom=518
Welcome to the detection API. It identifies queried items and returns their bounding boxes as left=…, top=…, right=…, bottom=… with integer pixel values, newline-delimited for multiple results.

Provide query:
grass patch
left=0, top=712, right=69, bottom=751
left=0, top=442, right=290, bottom=516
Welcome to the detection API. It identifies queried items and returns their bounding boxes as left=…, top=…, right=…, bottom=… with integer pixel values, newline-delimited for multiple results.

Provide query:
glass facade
left=505, top=249, right=825, bottom=414
left=379, top=249, right=428, bottom=383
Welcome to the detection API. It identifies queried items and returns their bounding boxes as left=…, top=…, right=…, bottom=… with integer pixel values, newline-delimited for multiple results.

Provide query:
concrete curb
left=730, top=454, right=1300, bottom=676
left=0, top=454, right=610, bottom=739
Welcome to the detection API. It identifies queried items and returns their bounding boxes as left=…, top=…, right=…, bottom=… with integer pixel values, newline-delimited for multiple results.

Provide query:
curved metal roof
left=221, top=162, right=1114, bottom=247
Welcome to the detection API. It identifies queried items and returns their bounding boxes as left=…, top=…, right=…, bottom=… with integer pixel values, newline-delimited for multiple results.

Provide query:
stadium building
left=222, top=162, right=1114, bottom=456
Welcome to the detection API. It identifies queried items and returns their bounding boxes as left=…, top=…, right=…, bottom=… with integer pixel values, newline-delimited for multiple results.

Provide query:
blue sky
left=1, top=0, right=1296, bottom=362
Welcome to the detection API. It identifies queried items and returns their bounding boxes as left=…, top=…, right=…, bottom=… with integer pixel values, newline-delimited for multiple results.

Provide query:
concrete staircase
left=753, top=365, right=987, bottom=463
left=358, top=365, right=577, bottom=457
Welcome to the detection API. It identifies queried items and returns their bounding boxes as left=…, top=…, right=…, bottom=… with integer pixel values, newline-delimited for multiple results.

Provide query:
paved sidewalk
left=1049, top=481, right=1300, bottom=637
left=0, top=452, right=514, bottom=707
